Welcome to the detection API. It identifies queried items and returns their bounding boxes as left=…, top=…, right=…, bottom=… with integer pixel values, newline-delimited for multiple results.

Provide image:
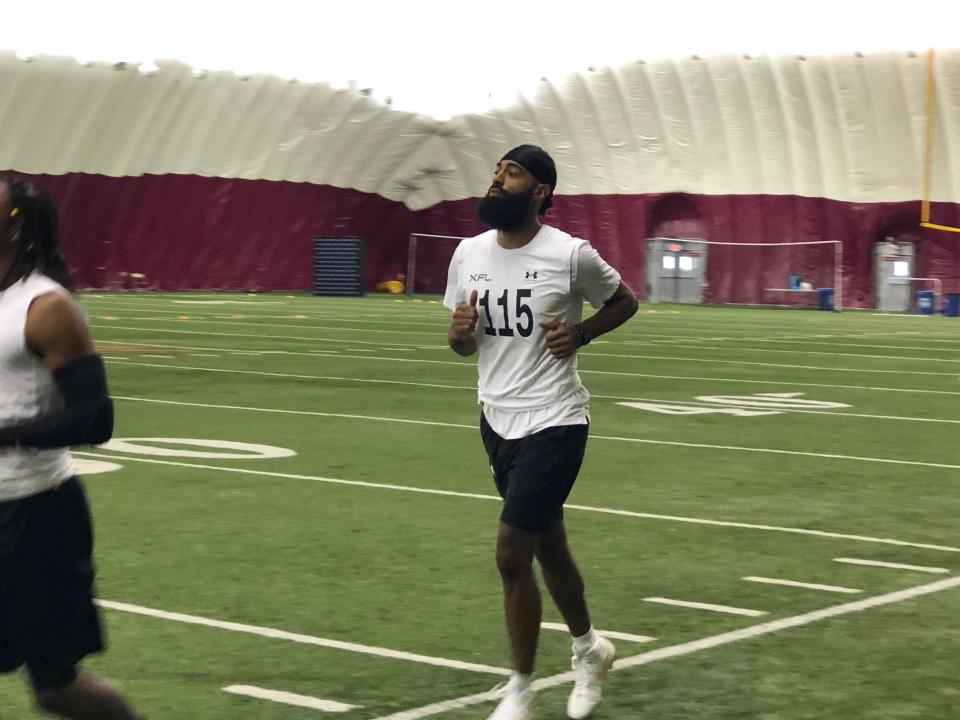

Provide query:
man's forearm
left=580, top=293, right=639, bottom=340
left=0, top=355, right=114, bottom=449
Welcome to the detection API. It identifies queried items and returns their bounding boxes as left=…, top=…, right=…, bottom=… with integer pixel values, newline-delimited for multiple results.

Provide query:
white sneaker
left=487, top=682, right=533, bottom=720
left=567, top=637, right=615, bottom=719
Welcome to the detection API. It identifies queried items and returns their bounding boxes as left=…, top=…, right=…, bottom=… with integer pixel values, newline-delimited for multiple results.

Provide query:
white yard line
left=97, top=320, right=960, bottom=373
left=95, top=600, right=509, bottom=676
left=591, top=432, right=960, bottom=471
left=100, top=351, right=960, bottom=397
left=222, top=685, right=360, bottom=712
left=111, top=367, right=475, bottom=391
left=833, top=558, right=951, bottom=573
left=91, top=322, right=438, bottom=340
left=74, top=450, right=960, bottom=554
left=619, top=335, right=960, bottom=355
left=370, top=575, right=960, bottom=720
left=91, top=323, right=960, bottom=378
left=643, top=597, right=767, bottom=617
left=105, top=394, right=960, bottom=470
left=106, top=394, right=960, bottom=471
left=585, top=351, right=959, bottom=376
left=88, top=304, right=960, bottom=355
left=742, top=576, right=862, bottom=594
left=616, top=340, right=960, bottom=363
left=539, top=622, right=655, bottom=644
left=100, top=364, right=960, bottom=425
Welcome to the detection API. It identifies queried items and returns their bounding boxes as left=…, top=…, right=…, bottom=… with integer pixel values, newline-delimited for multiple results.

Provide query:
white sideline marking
left=742, top=576, right=862, bottom=594
left=74, top=450, right=960, bottom=555
left=91, top=322, right=438, bottom=340
left=172, top=300, right=285, bottom=305
left=101, top=356, right=128, bottom=360
left=834, top=558, right=951, bottom=574
left=95, top=600, right=509, bottom=676
left=187, top=353, right=219, bottom=357
left=618, top=340, right=960, bottom=364
left=223, top=685, right=359, bottom=712
left=106, top=394, right=960, bottom=472
left=370, top=575, right=960, bottom=719
left=110, top=364, right=474, bottom=391
left=643, top=597, right=767, bottom=617
left=586, top=350, right=958, bottom=377
left=539, top=622, right=656, bottom=644
left=140, top=354, right=175, bottom=359
left=94, top=331, right=960, bottom=397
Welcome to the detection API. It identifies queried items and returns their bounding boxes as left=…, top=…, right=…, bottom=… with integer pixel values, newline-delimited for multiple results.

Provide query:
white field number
left=618, top=393, right=850, bottom=417
left=98, top=438, right=297, bottom=459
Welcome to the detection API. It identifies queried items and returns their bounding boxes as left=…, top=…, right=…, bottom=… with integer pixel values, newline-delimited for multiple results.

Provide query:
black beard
left=475, top=187, right=535, bottom=230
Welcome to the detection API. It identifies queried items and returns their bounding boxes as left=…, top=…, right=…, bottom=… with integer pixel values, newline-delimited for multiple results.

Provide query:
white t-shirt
left=443, top=225, right=621, bottom=439
left=0, top=272, right=76, bottom=501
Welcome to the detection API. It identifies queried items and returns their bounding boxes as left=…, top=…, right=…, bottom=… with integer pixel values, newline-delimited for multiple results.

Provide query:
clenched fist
left=450, top=289, right=480, bottom=341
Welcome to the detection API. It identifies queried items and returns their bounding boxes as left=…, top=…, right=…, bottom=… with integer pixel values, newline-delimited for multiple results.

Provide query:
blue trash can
left=944, top=293, right=960, bottom=317
left=916, top=290, right=935, bottom=314
left=817, top=287, right=834, bottom=311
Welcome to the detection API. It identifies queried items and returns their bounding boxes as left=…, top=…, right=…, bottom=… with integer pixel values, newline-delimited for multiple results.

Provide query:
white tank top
left=0, top=272, right=76, bottom=501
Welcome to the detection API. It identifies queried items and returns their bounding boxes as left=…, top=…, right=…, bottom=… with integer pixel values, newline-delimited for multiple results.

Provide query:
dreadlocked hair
left=2, top=176, right=72, bottom=290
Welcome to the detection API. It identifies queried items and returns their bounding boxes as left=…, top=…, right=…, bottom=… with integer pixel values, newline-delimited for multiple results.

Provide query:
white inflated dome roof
left=1, top=0, right=958, bottom=207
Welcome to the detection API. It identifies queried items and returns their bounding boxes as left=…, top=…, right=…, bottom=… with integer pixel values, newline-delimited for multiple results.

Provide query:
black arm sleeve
left=0, top=355, right=114, bottom=449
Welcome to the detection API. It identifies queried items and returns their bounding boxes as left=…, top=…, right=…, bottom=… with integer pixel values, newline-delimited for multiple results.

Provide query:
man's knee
left=496, top=545, right=535, bottom=581
left=534, top=524, right=573, bottom=567
left=496, top=526, right=536, bottom=582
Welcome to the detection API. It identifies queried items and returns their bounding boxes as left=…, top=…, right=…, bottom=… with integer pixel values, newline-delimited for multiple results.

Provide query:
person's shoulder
left=540, top=225, right=583, bottom=245
left=463, top=229, right=497, bottom=243
left=22, top=271, right=68, bottom=296
left=458, top=229, right=497, bottom=252
left=27, top=289, right=84, bottom=327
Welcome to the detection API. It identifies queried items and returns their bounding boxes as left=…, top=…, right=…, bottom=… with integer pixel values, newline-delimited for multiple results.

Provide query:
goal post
left=647, top=238, right=843, bottom=309
left=405, top=233, right=464, bottom=295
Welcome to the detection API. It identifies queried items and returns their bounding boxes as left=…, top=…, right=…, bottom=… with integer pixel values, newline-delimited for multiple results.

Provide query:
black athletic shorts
left=0, top=477, right=104, bottom=691
left=480, top=412, right=589, bottom=533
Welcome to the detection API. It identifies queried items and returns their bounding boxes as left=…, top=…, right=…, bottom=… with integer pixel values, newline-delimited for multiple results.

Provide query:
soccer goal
left=405, top=233, right=464, bottom=295
left=646, top=238, right=843, bottom=309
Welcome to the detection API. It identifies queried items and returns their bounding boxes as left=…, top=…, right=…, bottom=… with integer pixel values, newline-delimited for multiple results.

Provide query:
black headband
left=501, top=145, right=557, bottom=192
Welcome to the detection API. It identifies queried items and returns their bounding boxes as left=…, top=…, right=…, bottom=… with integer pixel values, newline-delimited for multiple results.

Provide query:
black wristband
left=572, top=323, right=591, bottom=348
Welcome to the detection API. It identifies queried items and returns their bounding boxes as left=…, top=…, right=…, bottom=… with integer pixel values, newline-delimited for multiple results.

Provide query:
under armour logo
left=524, top=271, right=538, bottom=280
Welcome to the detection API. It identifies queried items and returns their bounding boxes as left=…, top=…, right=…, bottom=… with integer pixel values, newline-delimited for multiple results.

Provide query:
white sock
left=572, top=626, right=599, bottom=655
left=507, top=672, right=533, bottom=692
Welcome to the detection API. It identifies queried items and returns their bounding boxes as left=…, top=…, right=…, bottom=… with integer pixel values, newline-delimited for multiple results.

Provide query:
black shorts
left=0, top=477, right=104, bottom=691
left=480, top=413, right=589, bottom=533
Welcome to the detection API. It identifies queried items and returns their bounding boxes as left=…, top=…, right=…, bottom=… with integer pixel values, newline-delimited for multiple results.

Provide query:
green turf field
left=2, top=293, right=958, bottom=719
